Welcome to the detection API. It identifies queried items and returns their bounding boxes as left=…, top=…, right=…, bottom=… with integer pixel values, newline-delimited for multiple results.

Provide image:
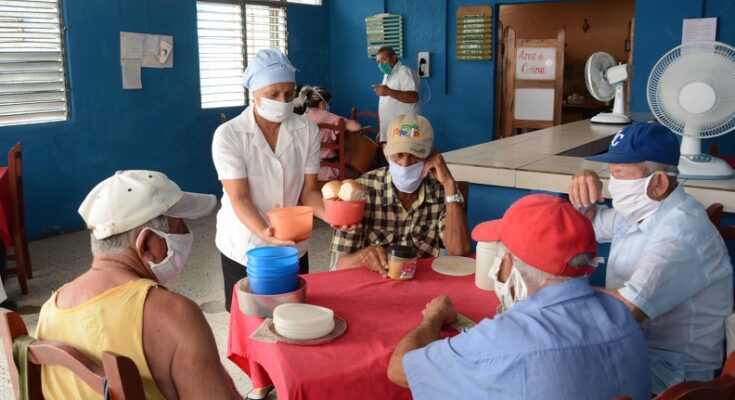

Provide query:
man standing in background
left=373, top=46, right=419, bottom=143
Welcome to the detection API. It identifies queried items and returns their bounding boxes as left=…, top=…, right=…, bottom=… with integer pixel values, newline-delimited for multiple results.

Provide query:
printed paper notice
left=120, top=32, right=145, bottom=59
left=682, top=18, right=717, bottom=44
left=122, top=60, right=142, bottom=90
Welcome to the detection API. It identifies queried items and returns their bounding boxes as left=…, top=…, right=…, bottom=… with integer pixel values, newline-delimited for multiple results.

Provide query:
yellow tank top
left=35, top=279, right=166, bottom=400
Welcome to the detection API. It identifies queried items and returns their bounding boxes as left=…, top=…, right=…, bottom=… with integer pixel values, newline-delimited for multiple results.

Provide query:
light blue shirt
left=594, top=185, right=733, bottom=393
left=403, top=278, right=651, bottom=400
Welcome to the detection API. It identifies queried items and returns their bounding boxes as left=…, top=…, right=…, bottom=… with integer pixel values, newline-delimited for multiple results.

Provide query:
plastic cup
left=387, top=245, right=417, bottom=280
left=267, top=206, right=314, bottom=241
left=475, top=241, right=497, bottom=291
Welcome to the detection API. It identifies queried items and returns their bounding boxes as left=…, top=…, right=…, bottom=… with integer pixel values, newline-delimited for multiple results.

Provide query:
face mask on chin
left=255, top=96, right=294, bottom=123
left=388, top=160, right=425, bottom=193
left=608, top=173, right=663, bottom=223
left=139, top=227, right=193, bottom=284
left=489, top=246, right=529, bottom=314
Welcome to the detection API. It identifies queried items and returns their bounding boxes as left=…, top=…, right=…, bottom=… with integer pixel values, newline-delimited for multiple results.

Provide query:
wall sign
left=456, top=5, right=492, bottom=61
left=514, top=47, right=556, bottom=80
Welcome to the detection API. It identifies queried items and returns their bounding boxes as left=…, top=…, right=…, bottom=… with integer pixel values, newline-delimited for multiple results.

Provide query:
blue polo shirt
left=403, top=278, right=651, bottom=400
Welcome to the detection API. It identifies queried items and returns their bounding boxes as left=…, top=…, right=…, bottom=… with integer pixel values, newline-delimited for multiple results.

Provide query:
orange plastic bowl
left=268, top=206, right=314, bottom=241
left=323, top=199, right=365, bottom=226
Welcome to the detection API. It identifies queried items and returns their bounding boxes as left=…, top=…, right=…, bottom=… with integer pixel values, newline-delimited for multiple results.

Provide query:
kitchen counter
left=443, top=119, right=735, bottom=212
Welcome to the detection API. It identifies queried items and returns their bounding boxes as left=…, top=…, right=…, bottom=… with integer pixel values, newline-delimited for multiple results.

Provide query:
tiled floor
left=0, top=210, right=335, bottom=399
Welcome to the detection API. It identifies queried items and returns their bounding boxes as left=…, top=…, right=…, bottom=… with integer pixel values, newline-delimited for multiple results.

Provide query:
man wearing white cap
left=35, top=170, right=241, bottom=399
left=331, top=114, right=469, bottom=275
left=212, top=49, right=337, bottom=319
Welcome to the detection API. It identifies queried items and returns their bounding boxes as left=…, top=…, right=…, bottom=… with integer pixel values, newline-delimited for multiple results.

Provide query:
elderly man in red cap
left=387, top=194, right=651, bottom=400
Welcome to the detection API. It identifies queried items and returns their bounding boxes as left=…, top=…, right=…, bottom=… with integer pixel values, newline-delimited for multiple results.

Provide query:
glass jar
left=387, top=245, right=417, bottom=280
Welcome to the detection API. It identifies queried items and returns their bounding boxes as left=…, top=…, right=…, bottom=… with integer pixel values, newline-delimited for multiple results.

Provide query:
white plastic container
left=475, top=241, right=497, bottom=291
left=273, top=303, right=335, bottom=340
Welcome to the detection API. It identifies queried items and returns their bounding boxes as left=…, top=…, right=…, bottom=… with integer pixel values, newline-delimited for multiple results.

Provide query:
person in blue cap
left=569, top=122, right=733, bottom=394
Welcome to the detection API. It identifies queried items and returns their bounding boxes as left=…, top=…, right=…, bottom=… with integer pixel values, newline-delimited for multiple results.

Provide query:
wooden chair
left=345, top=132, right=379, bottom=176
left=350, top=107, right=380, bottom=142
left=6, top=143, right=31, bottom=294
left=706, top=203, right=735, bottom=241
left=318, top=119, right=348, bottom=181
left=653, top=351, right=735, bottom=399
left=0, top=309, right=145, bottom=400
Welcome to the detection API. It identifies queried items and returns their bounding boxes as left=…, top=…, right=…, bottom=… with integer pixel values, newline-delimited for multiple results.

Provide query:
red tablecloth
left=227, top=259, right=499, bottom=400
left=0, top=167, right=11, bottom=248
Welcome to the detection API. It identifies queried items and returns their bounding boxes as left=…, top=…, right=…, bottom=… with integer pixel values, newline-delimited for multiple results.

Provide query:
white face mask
left=140, top=227, right=193, bottom=284
left=489, top=246, right=529, bottom=314
left=256, top=96, right=294, bottom=123
left=388, top=160, right=425, bottom=193
left=608, top=173, right=661, bottom=223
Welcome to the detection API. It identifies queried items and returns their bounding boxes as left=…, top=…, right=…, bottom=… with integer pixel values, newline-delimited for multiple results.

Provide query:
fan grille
left=647, top=41, right=735, bottom=138
left=585, top=52, right=616, bottom=101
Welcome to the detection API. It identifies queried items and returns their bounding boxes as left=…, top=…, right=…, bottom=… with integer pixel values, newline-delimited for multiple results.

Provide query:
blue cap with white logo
left=585, top=122, right=680, bottom=166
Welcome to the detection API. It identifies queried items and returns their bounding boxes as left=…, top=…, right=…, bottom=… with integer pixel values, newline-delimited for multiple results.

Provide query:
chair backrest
left=350, top=107, right=380, bottom=142
left=318, top=119, right=348, bottom=181
left=706, top=203, right=735, bottom=241
left=654, top=351, right=735, bottom=400
left=346, top=132, right=379, bottom=175
left=8, top=143, right=25, bottom=236
left=0, top=309, right=145, bottom=400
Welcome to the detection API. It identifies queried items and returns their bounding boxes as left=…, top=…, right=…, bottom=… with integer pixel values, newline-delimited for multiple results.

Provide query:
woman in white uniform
left=212, top=49, right=329, bottom=313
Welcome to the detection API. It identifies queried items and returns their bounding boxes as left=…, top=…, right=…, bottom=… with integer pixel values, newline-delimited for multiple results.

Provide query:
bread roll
left=338, top=179, right=366, bottom=201
left=321, top=180, right=341, bottom=200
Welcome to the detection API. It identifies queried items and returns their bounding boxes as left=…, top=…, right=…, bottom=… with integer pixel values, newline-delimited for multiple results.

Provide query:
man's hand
left=422, top=153, right=456, bottom=193
left=373, top=84, right=391, bottom=97
left=331, top=223, right=361, bottom=232
left=258, top=227, right=296, bottom=246
left=422, top=295, right=457, bottom=325
left=358, top=246, right=389, bottom=277
left=569, top=169, right=603, bottom=208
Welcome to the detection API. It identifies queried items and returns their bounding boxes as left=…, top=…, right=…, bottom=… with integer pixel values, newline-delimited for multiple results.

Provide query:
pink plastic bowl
left=323, top=199, right=365, bottom=226
left=268, top=206, right=314, bottom=241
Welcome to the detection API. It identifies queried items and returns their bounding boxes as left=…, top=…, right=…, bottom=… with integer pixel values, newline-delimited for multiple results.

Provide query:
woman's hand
left=258, top=226, right=296, bottom=246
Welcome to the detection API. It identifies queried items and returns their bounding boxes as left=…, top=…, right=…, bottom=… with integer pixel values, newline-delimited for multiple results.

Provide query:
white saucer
left=431, top=256, right=475, bottom=276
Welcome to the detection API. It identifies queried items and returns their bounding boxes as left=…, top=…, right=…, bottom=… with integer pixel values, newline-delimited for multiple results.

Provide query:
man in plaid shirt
left=331, top=114, right=470, bottom=276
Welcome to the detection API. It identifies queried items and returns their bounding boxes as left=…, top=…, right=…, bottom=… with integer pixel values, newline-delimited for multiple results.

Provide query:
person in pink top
left=297, top=86, right=361, bottom=181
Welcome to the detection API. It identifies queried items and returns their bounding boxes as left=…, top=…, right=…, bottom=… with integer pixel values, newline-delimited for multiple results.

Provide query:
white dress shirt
left=211, top=106, right=321, bottom=266
left=594, top=185, right=733, bottom=393
left=378, top=61, right=419, bottom=142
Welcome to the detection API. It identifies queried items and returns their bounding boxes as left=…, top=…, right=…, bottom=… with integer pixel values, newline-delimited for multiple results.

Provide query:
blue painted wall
left=328, top=0, right=735, bottom=151
left=0, top=0, right=329, bottom=239
left=4, top=0, right=735, bottom=241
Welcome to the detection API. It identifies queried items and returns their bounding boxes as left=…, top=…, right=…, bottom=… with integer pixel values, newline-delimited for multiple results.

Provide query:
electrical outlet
left=417, top=51, right=430, bottom=78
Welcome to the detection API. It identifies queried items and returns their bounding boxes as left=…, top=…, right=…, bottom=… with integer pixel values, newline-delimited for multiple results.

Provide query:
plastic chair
left=318, top=119, right=348, bottom=181
left=6, top=143, right=31, bottom=294
left=0, top=309, right=145, bottom=400
left=653, top=351, right=735, bottom=399
left=350, top=107, right=380, bottom=142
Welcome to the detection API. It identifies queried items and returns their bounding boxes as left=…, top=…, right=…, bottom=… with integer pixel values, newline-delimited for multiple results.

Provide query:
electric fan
left=585, top=52, right=632, bottom=124
left=648, top=41, right=735, bottom=180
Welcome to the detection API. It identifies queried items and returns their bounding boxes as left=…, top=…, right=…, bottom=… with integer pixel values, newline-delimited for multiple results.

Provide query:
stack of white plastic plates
left=273, top=303, right=335, bottom=340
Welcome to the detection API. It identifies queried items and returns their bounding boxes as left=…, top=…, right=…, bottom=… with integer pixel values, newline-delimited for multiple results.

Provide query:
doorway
left=495, top=0, right=635, bottom=138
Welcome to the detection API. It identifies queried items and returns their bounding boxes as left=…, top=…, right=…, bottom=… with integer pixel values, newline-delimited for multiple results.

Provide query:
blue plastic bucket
left=249, top=274, right=298, bottom=295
